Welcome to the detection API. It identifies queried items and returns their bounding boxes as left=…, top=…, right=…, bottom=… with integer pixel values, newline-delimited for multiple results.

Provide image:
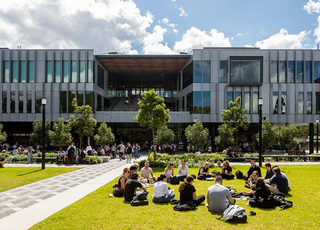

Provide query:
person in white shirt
left=152, top=174, right=175, bottom=203
left=86, top=144, right=92, bottom=156
left=57, top=148, right=66, bottom=163
left=196, top=149, right=201, bottom=155
left=178, top=159, right=189, bottom=181
left=140, top=160, right=156, bottom=182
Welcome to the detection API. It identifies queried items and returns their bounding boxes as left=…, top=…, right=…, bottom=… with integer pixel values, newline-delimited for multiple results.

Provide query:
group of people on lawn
left=117, top=159, right=290, bottom=213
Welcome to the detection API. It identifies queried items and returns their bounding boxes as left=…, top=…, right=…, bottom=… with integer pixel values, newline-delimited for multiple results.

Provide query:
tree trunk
left=79, top=134, right=83, bottom=150
left=153, top=127, right=156, bottom=161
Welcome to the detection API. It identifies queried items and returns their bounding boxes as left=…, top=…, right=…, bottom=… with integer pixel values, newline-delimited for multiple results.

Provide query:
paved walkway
left=0, top=157, right=141, bottom=230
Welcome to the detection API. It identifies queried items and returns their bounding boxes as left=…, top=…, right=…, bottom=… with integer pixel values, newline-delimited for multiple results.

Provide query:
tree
left=215, top=123, right=234, bottom=150
left=30, top=119, right=51, bottom=148
left=48, top=117, right=72, bottom=150
left=296, top=125, right=309, bottom=139
left=277, top=126, right=299, bottom=150
left=221, top=96, right=250, bottom=145
left=94, top=122, right=115, bottom=146
left=68, top=98, right=97, bottom=150
left=134, top=89, right=170, bottom=160
left=0, top=123, right=7, bottom=146
left=185, top=120, right=209, bottom=151
left=255, top=118, right=278, bottom=152
left=154, top=125, right=175, bottom=146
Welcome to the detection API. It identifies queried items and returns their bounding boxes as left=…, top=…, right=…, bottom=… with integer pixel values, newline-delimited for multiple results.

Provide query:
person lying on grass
left=152, top=174, right=175, bottom=204
left=179, top=175, right=205, bottom=206
left=124, top=172, right=148, bottom=202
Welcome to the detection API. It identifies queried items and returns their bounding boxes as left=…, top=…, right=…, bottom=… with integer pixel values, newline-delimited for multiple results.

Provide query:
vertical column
left=309, top=123, right=314, bottom=154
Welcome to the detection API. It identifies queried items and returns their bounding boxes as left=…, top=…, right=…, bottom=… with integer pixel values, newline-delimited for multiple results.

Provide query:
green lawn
left=0, top=167, right=80, bottom=192
left=31, top=165, right=320, bottom=230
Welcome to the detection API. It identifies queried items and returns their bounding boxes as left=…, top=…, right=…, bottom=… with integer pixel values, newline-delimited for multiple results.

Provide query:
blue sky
left=1, top=0, right=320, bottom=53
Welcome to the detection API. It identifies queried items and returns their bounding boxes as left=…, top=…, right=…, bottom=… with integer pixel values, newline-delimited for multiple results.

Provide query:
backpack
left=217, top=205, right=247, bottom=223
left=170, top=176, right=180, bottom=185
left=173, top=201, right=196, bottom=211
left=68, top=146, right=75, bottom=156
left=113, top=189, right=124, bottom=197
left=236, top=170, right=244, bottom=179
left=226, top=186, right=237, bottom=196
left=130, top=192, right=148, bottom=206
left=117, top=145, right=121, bottom=151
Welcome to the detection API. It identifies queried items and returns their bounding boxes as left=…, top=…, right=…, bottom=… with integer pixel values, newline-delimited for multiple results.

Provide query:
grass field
left=0, top=167, right=80, bottom=192
left=30, top=165, right=320, bottom=230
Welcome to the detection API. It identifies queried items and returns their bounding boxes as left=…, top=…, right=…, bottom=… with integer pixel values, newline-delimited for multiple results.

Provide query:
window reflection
left=80, top=61, right=85, bottom=82
left=20, top=61, right=26, bottom=83
left=279, top=61, right=286, bottom=83
left=55, top=61, right=61, bottom=83
left=3, top=61, right=10, bottom=83
left=219, top=61, right=228, bottom=83
left=12, top=61, right=18, bottom=83
left=244, top=91, right=250, bottom=113
left=227, top=91, right=234, bottom=109
left=273, top=92, right=278, bottom=114
left=46, top=61, right=53, bottom=83
left=28, top=61, right=34, bottom=83
left=307, top=92, right=312, bottom=114
left=71, top=61, right=77, bottom=82
left=305, top=61, right=311, bottom=83
left=288, top=61, right=295, bottom=83
left=230, top=58, right=261, bottom=84
left=297, top=61, right=303, bottom=83
left=281, top=92, right=287, bottom=114
left=298, top=92, right=303, bottom=114
left=271, top=61, right=278, bottom=83
left=253, top=91, right=258, bottom=114
left=10, top=91, right=15, bottom=113
left=2, top=91, right=7, bottom=113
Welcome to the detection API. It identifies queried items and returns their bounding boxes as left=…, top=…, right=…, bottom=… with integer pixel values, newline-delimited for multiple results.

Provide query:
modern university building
left=0, top=47, right=319, bottom=150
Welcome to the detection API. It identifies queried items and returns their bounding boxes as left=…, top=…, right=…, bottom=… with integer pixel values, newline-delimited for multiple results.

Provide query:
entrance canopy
left=96, top=54, right=191, bottom=72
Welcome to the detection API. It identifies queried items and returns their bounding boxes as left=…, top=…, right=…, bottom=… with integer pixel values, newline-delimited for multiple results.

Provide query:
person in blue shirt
left=264, top=163, right=274, bottom=180
left=266, top=166, right=289, bottom=195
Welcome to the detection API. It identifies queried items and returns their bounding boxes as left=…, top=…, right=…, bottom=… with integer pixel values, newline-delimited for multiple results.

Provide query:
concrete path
left=0, top=157, right=142, bottom=230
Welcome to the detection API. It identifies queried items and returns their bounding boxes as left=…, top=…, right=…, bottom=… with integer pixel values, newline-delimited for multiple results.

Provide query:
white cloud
left=178, top=6, right=188, bottom=17
left=160, top=18, right=176, bottom=28
left=236, top=33, right=244, bottom=37
left=0, top=0, right=154, bottom=53
left=142, top=25, right=175, bottom=54
left=303, top=0, right=320, bottom=14
left=173, top=29, right=179, bottom=33
left=173, top=27, right=231, bottom=53
left=172, top=0, right=176, bottom=1
left=254, top=29, right=309, bottom=49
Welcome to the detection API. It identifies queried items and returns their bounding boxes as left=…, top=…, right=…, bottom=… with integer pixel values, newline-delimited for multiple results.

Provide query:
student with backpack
left=67, top=142, right=76, bottom=164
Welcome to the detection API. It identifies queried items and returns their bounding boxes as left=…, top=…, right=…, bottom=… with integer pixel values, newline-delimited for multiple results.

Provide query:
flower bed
left=82, top=156, right=103, bottom=164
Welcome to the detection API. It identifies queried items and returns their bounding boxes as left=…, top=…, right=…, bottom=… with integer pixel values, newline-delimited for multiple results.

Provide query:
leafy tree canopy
left=215, top=123, right=235, bottom=150
left=255, top=118, right=278, bottom=152
left=48, top=117, right=72, bottom=149
left=154, top=125, right=175, bottom=146
left=30, top=119, right=51, bottom=147
left=0, top=123, right=7, bottom=145
left=94, top=122, right=115, bottom=145
left=277, top=126, right=299, bottom=150
left=185, top=120, right=209, bottom=150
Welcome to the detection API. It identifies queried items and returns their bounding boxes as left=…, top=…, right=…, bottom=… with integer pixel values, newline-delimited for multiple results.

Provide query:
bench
left=263, top=155, right=320, bottom=162
left=224, top=157, right=259, bottom=162
left=32, top=157, right=56, bottom=163
left=287, top=150, right=306, bottom=155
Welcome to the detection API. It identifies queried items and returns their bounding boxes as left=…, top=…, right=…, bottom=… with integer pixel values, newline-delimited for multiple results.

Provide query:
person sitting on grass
left=244, top=160, right=261, bottom=180
left=152, top=174, right=175, bottom=204
left=140, top=160, right=156, bottom=182
left=220, top=161, right=235, bottom=180
left=264, top=162, right=274, bottom=181
left=243, top=171, right=259, bottom=196
left=124, top=172, right=148, bottom=202
left=117, top=167, right=130, bottom=191
left=265, top=166, right=289, bottom=195
left=179, top=175, right=205, bottom=206
left=206, top=175, right=235, bottom=213
left=128, top=164, right=139, bottom=179
left=177, top=159, right=189, bottom=181
left=164, top=162, right=174, bottom=181
left=197, top=162, right=214, bottom=180
left=248, top=177, right=274, bottom=208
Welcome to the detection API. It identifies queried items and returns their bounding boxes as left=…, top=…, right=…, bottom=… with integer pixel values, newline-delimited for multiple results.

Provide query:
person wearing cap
left=124, top=172, right=148, bottom=201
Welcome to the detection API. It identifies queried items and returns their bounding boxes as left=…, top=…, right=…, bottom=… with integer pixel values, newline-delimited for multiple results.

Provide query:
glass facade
left=97, top=65, right=104, bottom=88
left=296, top=61, right=303, bottom=83
left=227, top=91, right=234, bottom=109
left=71, top=61, right=77, bottom=83
left=69, top=91, right=76, bottom=113
left=271, top=61, right=278, bottom=83
left=305, top=61, right=311, bottom=83
left=27, top=91, right=32, bottom=113
left=87, top=61, right=93, bottom=83
left=46, top=61, right=53, bottom=83
left=219, top=61, right=228, bottom=83
left=20, top=61, right=26, bottom=83
left=252, top=91, right=258, bottom=114
left=2, top=91, right=7, bottom=113
left=19, top=91, right=23, bottom=113
left=273, top=91, right=278, bottom=114
left=316, top=92, right=320, bottom=114
left=78, top=91, right=84, bottom=106
left=3, top=61, right=9, bottom=83
left=279, top=61, right=286, bottom=83
left=63, top=61, right=69, bottom=83
left=86, top=91, right=94, bottom=109
left=10, top=91, right=15, bottom=113
left=193, top=60, right=210, bottom=83
left=12, top=61, right=18, bottom=83
left=244, top=91, right=250, bottom=113
left=281, top=92, right=287, bottom=114
left=96, top=94, right=102, bottom=111
left=230, top=58, right=261, bottom=84
left=307, top=92, right=312, bottom=114
left=60, top=91, right=67, bottom=113
left=288, top=61, right=295, bottom=83
left=80, top=61, right=86, bottom=83
left=35, top=91, right=42, bottom=113
left=183, top=62, right=193, bottom=89
left=203, top=91, right=210, bottom=114
left=193, top=91, right=201, bottom=114
left=55, top=61, right=61, bottom=83
left=235, top=91, right=241, bottom=100
left=298, top=92, right=303, bottom=114
left=28, top=61, right=34, bottom=83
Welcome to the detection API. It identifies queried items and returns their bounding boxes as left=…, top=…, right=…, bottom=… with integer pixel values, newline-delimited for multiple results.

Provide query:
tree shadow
left=17, top=169, right=42, bottom=176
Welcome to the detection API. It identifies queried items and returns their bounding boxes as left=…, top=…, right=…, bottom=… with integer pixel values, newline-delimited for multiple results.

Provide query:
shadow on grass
left=17, top=169, right=43, bottom=176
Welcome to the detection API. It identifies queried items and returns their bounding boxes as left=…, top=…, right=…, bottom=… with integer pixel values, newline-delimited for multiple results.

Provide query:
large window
left=203, top=91, right=210, bottom=114
left=69, top=91, right=76, bottom=113
left=46, top=61, right=53, bottom=82
left=281, top=92, right=287, bottom=114
left=12, top=61, right=18, bottom=83
left=270, top=61, right=278, bottom=83
left=63, top=61, right=69, bottom=83
left=35, top=91, right=42, bottom=113
left=55, top=61, right=61, bottom=83
left=314, top=61, right=320, bottom=82
left=298, top=92, right=303, bottom=114
left=60, top=91, right=67, bottom=113
left=316, top=92, right=320, bottom=114
left=227, top=91, right=234, bottom=109
left=297, top=61, right=303, bottom=83
left=193, top=91, right=201, bottom=114
left=28, top=61, right=34, bottom=83
left=279, top=61, right=286, bottom=83
left=78, top=91, right=84, bottom=106
left=79, top=61, right=86, bottom=83
left=87, top=61, right=93, bottom=83
left=96, top=94, right=102, bottom=111
left=2, top=91, right=7, bottom=113
left=183, top=62, right=193, bottom=88
left=97, top=65, right=104, bottom=88
left=305, top=61, right=312, bottom=83
left=252, top=91, right=258, bottom=114
left=273, top=92, right=278, bottom=114
left=288, top=61, right=295, bottom=83
left=230, top=57, right=262, bottom=85
left=27, top=91, right=32, bottom=113
left=307, top=92, right=312, bottom=114
left=219, top=61, right=228, bottom=83
left=19, top=91, right=23, bottom=113
left=3, top=61, right=9, bottom=82
left=193, top=60, right=210, bottom=83
left=86, top=91, right=94, bottom=109
left=244, top=91, right=250, bottom=113
left=10, top=91, right=15, bottom=113
left=71, top=61, right=77, bottom=82
left=20, top=61, right=26, bottom=83
left=235, top=91, right=241, bottom=100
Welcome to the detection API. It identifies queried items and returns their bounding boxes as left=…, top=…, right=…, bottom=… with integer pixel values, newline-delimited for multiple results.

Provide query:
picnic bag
left=170, top=176, right=180, bottom=185
left=236, top=170, right=244, bottom=179
left=112, top=189, right=124, bottom=197
left=130, top=192, right=149, bottom=206
left=173, top=201, right=196, bottom=211
left=217, top=205, right=247, bottom=223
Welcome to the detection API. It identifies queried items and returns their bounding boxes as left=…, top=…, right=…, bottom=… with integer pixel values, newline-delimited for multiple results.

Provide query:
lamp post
left=42, top=97, right=46, bottom=170
left=317, top=119, right=319, bottom=154
left=258, top=98, right=263, bottom=167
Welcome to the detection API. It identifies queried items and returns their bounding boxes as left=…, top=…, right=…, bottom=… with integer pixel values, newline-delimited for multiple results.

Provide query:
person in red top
left=220, top=161, right=235, bottom=179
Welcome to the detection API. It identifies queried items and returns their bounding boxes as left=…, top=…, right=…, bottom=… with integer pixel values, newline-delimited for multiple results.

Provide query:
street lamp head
left=259, top=98, right=263, bottom=106
left=42, top=97, right=47, bottom=105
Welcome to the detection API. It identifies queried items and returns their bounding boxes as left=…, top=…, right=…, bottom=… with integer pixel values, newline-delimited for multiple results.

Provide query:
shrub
left=32, top=152, right=58, bottom=158
left=11, top=154, right=28, bottom=162
left=82, top=156, right=103, bottom=164
left=3, top=155, right=13, bottom=163
left=0, top=152, right=11, bottom=161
